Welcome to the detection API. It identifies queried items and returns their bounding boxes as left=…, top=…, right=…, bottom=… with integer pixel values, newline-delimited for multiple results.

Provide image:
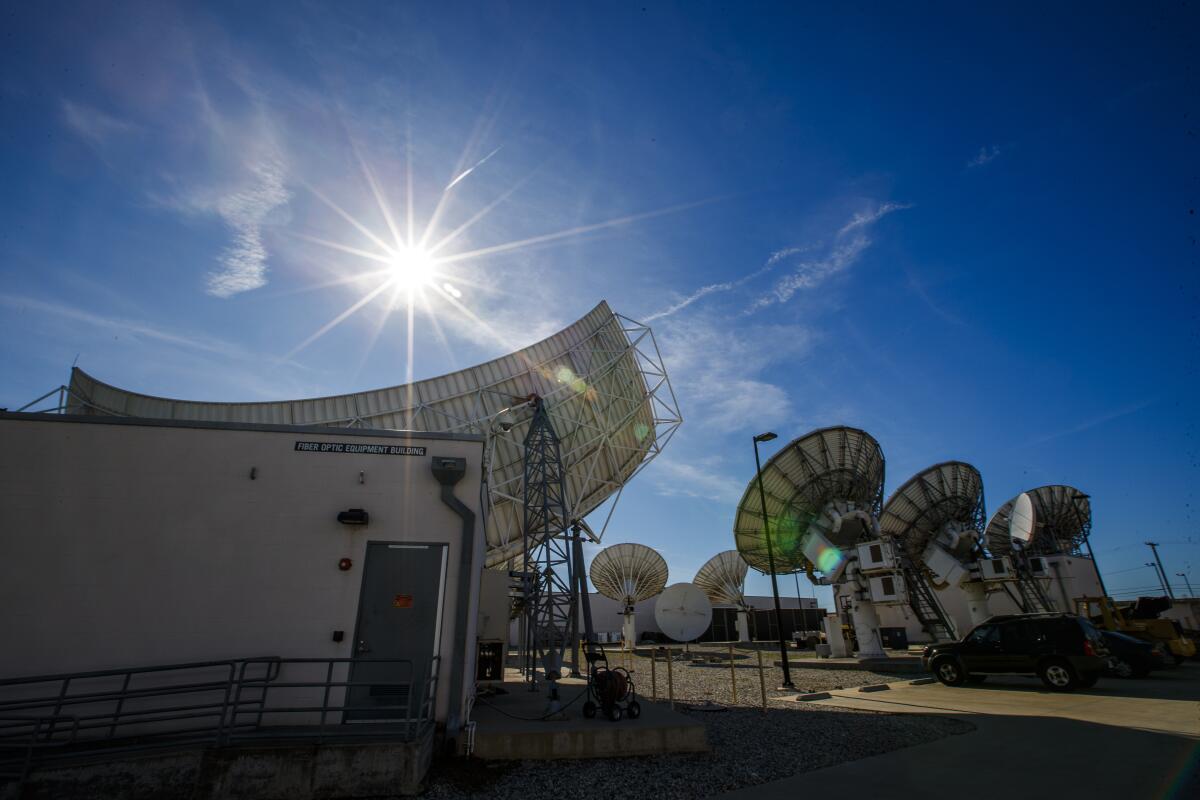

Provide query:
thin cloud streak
left=445, top=145, right=503, bottom=190
left=1019, top=399, right=1155, bottom=448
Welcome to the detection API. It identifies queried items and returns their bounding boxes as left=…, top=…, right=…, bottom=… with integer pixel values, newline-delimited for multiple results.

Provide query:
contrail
left=446, top=145, right=503, bottom=190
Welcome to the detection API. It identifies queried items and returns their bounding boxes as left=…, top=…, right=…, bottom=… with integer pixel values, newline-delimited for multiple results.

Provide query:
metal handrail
left=0, top=655, right=438, bottom=778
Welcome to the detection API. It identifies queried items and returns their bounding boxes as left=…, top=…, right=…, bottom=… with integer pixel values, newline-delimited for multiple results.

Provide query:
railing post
left=728, top=642, right=737, bottom=705
left=650, top=652, right=657, bottom=700
left=757, top=648, right=767, bottom=712
left=666, top=647, right=674, bottom=709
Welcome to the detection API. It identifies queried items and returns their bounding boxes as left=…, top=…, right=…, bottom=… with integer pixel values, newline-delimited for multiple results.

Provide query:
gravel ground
left=422, top=647, right=969, bottom=799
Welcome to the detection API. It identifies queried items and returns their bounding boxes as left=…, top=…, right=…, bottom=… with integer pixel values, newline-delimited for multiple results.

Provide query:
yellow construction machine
left=1076, top=596, right=1196, bottom=664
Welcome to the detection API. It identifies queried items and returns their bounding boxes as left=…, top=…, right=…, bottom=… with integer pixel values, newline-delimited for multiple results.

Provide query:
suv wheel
left=1110, top=658, right=1133, bottom=679
left=1038, top=658, right=1078, bottom=691
left=932, top=657, right=966, bottom=686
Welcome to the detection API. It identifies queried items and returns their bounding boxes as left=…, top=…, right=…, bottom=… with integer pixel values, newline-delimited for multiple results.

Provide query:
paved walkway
left=723, top=666, right=1200, bottom=800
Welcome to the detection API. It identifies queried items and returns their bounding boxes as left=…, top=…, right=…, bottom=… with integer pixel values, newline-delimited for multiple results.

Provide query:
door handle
left=357, top=640, right=371, bottom=654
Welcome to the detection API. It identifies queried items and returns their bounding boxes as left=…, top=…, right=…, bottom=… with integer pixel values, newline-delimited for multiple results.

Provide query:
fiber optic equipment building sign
left=294, top=441, right=427, bottom=456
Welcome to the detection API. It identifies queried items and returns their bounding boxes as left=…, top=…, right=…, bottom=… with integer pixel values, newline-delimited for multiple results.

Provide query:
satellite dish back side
left=1009, top=492, right=1036, bottom=547
left=655, top=582, right=713, bottom=642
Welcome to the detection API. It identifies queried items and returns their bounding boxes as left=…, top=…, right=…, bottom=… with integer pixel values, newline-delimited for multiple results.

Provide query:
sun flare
left=388, top=244, right=437, bottom=290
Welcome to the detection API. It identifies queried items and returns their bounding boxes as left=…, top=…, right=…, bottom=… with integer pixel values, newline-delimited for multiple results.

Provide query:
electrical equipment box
left=856, top=539, right=895, bottom=573
left=868, top=573, right=906, bottom=604
left=475, top=640, right=504, bottom=683
left=923, top=544, right=966, bottom=587
left=980, top=557, right=1013, bottom=581
left=1028, top=557, right=1049, bottom=578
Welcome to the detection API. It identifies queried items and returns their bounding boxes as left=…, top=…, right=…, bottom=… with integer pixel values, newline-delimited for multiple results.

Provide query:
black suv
left=922, top=613, right=1107, bottom=691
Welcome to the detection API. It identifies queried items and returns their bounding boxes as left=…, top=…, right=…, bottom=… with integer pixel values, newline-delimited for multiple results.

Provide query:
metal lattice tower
left=521, top=398, right=576, bottom=703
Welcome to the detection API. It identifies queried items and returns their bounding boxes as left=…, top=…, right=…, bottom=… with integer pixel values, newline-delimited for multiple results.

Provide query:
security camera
left=495, top=410, right=516, bottom=433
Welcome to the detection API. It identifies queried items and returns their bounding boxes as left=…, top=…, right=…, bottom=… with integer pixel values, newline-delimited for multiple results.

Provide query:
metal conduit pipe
left=432, top=456, right=476, bottom=745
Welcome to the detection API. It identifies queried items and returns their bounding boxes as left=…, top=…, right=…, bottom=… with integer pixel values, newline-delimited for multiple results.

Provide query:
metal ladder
left=1011, top=561, right=1054, bottom=613
left=896, top=551, right=958, bottom=642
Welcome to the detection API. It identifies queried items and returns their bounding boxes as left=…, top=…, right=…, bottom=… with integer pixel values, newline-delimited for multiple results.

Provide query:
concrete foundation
left=2, top=731, right=434, bottom=800
left=470, top=679, right=708, bottom=759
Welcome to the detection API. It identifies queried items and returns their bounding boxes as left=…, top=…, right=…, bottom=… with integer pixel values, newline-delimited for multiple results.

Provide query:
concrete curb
left=908, top=677, right=937, bottom=686
left=858, top=684, right=891, bottom=693
left=794, top=692, right=832, bottom=702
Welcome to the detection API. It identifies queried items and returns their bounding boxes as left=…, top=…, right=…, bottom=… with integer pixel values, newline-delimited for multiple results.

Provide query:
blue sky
left=2, top=2, right=1197, bottom=608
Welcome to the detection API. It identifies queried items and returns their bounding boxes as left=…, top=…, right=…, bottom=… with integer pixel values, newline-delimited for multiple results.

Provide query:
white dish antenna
left=986, top=485, right=1091, bottom=556
left=63, top=301, right=683, bottom=568
left=589, top=543, right=668, bottom=604
left=1009, top=492, right=1035, bottom=546
left=693, top=551, right=749, bottom=609
left=654, top=582, right=712, bottom=643
left=733, top=426, right=885, bottom=575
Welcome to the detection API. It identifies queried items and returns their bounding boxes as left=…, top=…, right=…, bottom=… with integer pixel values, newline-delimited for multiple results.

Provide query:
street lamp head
left=754, top=432, right=778, bottom=443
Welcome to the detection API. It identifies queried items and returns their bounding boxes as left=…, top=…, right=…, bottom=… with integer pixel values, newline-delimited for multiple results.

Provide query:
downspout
left=432, top=456, right=476, bottom=745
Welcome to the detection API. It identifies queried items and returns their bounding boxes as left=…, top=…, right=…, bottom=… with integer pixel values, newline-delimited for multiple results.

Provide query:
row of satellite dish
left=589, top=425, right=1095, bottom=646
left=588, top=543, right=758, bottom=643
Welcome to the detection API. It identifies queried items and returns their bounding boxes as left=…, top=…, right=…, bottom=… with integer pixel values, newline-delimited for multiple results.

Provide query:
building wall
left=0, top=415, right=484, bottom=726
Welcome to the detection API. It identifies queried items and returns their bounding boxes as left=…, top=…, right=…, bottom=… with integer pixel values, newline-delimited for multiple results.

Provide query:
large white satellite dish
left=654, top=582, right=712, bottom=643
left=63, top=301, right=682, bottom=567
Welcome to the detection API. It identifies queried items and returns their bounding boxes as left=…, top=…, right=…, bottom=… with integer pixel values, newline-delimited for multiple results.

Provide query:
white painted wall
left=0, top=415, right=484, bottom=727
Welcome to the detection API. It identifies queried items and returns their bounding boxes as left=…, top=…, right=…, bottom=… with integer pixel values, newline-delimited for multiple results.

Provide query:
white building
left=0, top=412, right=485, bottom=736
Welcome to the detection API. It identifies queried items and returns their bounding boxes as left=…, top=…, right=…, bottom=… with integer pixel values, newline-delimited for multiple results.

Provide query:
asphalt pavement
left=721, top=664, right=1200, bottom=800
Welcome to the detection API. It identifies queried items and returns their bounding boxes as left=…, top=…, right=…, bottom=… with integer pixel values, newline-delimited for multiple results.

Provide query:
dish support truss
left=481, top=313, right=682, bottom=568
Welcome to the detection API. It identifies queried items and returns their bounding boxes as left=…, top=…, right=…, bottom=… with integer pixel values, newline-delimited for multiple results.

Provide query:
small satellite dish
left=654, top=582, right=712, bottom=642
left=1009, top=492, right=1035, bottom=544
left=693, top=551, right=749, bottom=609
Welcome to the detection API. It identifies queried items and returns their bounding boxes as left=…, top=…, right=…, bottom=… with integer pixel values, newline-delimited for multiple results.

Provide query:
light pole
left=753, top=431, right=794, bottom=689
left=1177, top=573, right=1195, bottom=599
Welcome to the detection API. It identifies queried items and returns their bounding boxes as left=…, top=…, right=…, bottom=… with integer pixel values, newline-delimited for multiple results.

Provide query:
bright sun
left=389, top=244, right=437, bottom=289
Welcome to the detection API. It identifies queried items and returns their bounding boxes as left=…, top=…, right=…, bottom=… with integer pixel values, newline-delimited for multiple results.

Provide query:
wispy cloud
left=206, top=155, right=291, bottom=297
left=1019, top=399, right=1155, bottom=448
left=838, top=201, right=913, bottom=236
left=60, top=100, right=137, bottom=148
left=643, top=245, right=817, bottom=322
left=967, top=144, right=1002, bottom=168
left=750, top=202, right=911, bottom=311
left=649, top=455, right=744, bottom=504
left=645, top=281, right=736, bottom=322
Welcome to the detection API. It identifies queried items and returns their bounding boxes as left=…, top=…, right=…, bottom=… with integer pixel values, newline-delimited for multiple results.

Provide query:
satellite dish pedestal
left=736, top=610, right=750, bottom=643
left=962, top=580, right=991, bottom=626
left=622, top=601, right=637, bottom=649
left=849, top=595, right=886, bottom=659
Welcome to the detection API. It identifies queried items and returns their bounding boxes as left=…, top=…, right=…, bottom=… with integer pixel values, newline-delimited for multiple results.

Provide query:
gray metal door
left=347, top=542, right=448, bottom=722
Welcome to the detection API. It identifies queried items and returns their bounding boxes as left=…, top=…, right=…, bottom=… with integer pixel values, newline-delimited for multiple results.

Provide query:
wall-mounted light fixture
left=336, top=508, right=369, bottom=526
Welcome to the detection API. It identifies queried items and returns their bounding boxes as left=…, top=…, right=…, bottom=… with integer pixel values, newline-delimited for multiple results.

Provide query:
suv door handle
left=357, top=640, right=371, bottom=654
